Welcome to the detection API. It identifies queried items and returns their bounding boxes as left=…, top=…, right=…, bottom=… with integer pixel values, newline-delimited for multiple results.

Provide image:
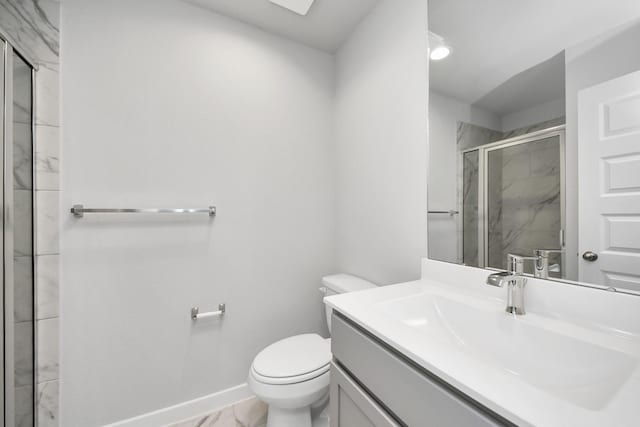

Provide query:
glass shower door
left=462, top=150, right=480, bottom=267
left=0, top=36, right=5, bottom=427
left=12, top=45, right=35, bottom=427
left=485, top=135, right=564, bottom=277
left=2, top=37, right=36, bottom=427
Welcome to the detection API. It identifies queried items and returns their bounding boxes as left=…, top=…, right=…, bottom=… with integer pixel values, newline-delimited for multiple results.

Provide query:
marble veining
left=35, top=125, right=60, bottom=190
left=14, top=122, right=33, bottom=189
left=457, top=122, right=502, bottom=267
left=167, top=397, right=268, bottom=427
left=14, top=256, right=34, bottom=322
left=462, top=151, right=479, bottom=266
left=14, top=188, right=34, bottom=256
left=458, top=119, right=564, bottom=272
left=502, top=117, right=565, bottom=140
left=36, top=317, right=59, bottom=382
left=14, top=320, right=34, bottom=387
left=35, top=64, right=59, bottom=126
left=37, top=380, right=59, bottom=427
left=486, top=137, right=562, bottom=272
left=1, top=0, right=61, bottom=425
left=456, top=122, right=503, bottom=151
left=35, top=190, right=60, bottom=255
left=36, top=254, right=59, bottom=319
left=0, top=0, right=59, bottom=63
left=15, top=384, right=34, bottom=427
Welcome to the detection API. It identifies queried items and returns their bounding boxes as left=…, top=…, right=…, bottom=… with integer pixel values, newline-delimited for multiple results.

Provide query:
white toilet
left=248, top=274, right=377, bottom=427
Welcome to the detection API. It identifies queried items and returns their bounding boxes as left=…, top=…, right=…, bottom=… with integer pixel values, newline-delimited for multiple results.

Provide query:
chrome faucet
left=533, top=249, right=563, bottom=279
left=486, top=254, right=536, bottom=315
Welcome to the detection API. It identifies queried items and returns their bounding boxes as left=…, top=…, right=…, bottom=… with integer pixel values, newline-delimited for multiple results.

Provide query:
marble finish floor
left=166, top=397, right=330, bottom=427
left=166, top=397, right=267, bottom=427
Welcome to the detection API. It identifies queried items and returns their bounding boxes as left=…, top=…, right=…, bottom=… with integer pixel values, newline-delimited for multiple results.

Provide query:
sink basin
left=325, top=260, right=640, bottom=426
left=376, top=291, right=638, bottom=410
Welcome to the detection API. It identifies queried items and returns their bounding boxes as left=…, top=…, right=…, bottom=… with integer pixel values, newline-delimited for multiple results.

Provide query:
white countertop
left=324, top=260, right=640, bottom=427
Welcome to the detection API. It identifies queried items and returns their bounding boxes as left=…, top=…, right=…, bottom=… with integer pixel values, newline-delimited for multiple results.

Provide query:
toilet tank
left=321, top=274, right=377, bottom=333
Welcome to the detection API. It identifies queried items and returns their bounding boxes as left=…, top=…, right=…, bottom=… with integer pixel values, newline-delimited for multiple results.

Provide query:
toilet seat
left=251, top=362, right=330, bottom=385
left=251, top=334, right=331, bottom=386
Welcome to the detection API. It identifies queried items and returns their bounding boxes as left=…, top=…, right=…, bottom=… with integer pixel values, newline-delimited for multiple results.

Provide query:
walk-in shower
left=460, top=127, right=566, bottom=278
left=2, top=36, right=36, bottom=426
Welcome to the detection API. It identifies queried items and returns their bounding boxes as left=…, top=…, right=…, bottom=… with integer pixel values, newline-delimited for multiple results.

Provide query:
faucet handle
left=534, top=249, right=564, bottom=258
left=532, top=249, right=565, bottom=278
left=507, top=253, right=538, bottom=274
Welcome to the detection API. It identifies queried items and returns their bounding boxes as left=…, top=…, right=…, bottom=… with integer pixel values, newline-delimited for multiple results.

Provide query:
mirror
left=427, top=0, right=640, bottom=292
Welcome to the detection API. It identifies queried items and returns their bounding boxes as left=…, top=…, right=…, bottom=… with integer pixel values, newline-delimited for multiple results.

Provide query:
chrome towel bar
left=191, top=304, right=226, bottom=321
left=70, top=204, right=216, bottom=218
left=427, top=210, right=459, bottom=216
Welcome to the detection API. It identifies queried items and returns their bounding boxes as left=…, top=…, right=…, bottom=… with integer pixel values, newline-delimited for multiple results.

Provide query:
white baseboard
left=106, top=383, right=253, bottom=427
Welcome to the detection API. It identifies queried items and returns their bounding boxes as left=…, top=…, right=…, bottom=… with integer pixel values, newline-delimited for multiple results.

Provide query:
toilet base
left=267, top=405, right=312, bottom=427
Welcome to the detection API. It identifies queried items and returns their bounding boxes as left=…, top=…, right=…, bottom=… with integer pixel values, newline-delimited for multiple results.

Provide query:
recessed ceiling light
left=430, top=46, right=451, bottom=60
left=268, top=0, right=316, bottom=16
left=428, top=31, right=451, bottom=61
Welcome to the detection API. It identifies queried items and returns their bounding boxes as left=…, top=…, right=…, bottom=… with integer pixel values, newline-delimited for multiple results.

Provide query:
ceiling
left=429, top=0, right=640, bottom=105
left=184, top=0, right=380, bottom=52
left=474, top=52, right=565, bottom=116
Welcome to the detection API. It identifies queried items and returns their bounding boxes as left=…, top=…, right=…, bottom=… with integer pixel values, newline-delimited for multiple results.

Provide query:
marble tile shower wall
left=501, top=117, right=566, bottom=140
left=0, top=1, right=60, bottom=426
left=456, top=123, right=502, bottom=265
left=486, top=137, right=562, bottom=272
left=457, top=118, right=564, bottom=269
left=456, top=117, right=565, bottom=152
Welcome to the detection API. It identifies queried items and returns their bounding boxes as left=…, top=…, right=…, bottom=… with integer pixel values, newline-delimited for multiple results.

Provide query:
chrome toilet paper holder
left=191, top=304, right=226, bottom=321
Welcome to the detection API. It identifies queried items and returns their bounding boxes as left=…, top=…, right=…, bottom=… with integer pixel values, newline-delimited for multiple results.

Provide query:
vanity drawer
left=331, top=312, right=512, bottom=427
left=330, top=361, right=400, bottom=427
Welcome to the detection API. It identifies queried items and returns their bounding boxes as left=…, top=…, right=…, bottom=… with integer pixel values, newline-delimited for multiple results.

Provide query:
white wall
left=60, top=1, right=335, bottom=425
left=500, top=97, right=565, bottom=132
left=334, top=0, right=429, bottom=285
left=564, top=21, right=640, bottom=281
left=427, top=91, right=500, bottom=263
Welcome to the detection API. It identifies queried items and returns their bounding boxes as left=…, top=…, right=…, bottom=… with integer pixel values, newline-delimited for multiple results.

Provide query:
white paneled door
left=578, top=70, right=640, bottom=291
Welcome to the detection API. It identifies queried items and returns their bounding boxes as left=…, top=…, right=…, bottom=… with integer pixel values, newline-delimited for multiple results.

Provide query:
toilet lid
left=253, top=334, right=331, bottom=379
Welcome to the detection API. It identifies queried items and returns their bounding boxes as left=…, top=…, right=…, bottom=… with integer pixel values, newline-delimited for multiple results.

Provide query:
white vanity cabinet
left=330, top=312, right=513, bottom=427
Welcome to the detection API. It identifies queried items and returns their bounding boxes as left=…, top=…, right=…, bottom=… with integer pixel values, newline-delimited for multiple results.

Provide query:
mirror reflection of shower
left=459, top=127, right=565, bottom=278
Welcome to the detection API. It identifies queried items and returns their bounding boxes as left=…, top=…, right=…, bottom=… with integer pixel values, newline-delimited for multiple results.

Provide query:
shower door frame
left=1, top=33, right=37, bottom=427
left=0, top=35, right=5, bottom=427
left=460, top=125, right=566, bottom=271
